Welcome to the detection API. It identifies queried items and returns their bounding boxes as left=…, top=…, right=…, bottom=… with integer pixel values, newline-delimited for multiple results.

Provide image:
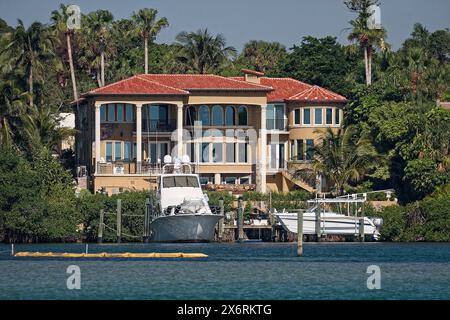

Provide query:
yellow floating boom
left=14, top=252, right=208, bottom=258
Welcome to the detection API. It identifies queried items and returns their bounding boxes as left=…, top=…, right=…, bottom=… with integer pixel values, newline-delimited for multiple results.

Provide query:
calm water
left=0, top=242, right=449, bottom=300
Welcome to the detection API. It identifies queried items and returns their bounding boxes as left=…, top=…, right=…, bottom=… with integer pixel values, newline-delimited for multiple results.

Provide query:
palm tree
left=50, top=4, right=78, bottom=101
left=345, top=0, right=387, bottom=86
left=239, top=40, right=287, bottom=74
left=175, top=29, right=236, bottom=74
left=21, top=103, right=75, bottom=153
left=132, top=8, right=168, bottom=74
left=84, top=10, right=114, bottom=87
left=0, top=79, right=29, bottom=147
left=293, top=126, right=383, bottom=195
left=2, top=20, right=54, bottom=105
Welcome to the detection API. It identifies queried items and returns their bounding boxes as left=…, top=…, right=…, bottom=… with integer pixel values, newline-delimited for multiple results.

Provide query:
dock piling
left=237, top=197, right=244, bottom=242
left=315, top=204, right=321, bottom=241
left=143, top=198, right=150, bottom=243
left=297, top=211, right=304, bottom=256
left=11, top=243, right=14, bottom=256
left=85, top=244, right=89, bottom=254
left=218, top=198, right=224, bottom=242
left=359, top=217, right=365, bottom=242
left=98, top=209, right=104, bottom=243
left=117, top=199, right=122, bottom=243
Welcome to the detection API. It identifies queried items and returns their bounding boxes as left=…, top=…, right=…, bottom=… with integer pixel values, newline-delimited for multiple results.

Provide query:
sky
left=0, top=0, right=449, bottom=51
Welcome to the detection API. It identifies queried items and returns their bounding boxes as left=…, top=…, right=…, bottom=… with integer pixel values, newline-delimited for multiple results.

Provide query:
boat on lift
left=274, top=193, right=384, bottom=240
left=148, top=155, right=223, bottom=242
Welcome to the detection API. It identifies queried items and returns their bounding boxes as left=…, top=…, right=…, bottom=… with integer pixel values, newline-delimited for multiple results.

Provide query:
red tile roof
left=287, top=85, right=347, bottom=103
left=83, top=73, right=346, bottom=103
left=87, top=75, right=189, bottom=96
left=85, top=74, right=272, bottom=97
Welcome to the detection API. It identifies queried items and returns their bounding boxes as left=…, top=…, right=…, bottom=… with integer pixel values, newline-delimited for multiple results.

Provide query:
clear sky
left=0, top=0, right=449, bottom=51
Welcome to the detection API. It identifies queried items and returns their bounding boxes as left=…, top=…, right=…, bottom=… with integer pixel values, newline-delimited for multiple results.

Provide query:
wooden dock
left=14, top=252, right=208, bottom=258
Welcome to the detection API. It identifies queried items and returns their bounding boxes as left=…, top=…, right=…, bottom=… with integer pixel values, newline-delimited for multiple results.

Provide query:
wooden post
left=97, top=209, right=104, bottom=243
left=297, top=211, right=304, bottom=256
left=11, top=243, right=14, bottom=256
left=218, top=198, right=224, bottom=242
left=359, top=217, right=365, bottom=242
left=315, top=203, right=321, bottom=241
left=117, top=199, right=122, bottom=243
left=85, top=244, right=89, bottom=254
left=237, top=197, right=244, bottom=242
left=143, top=198, right=150, bottom=243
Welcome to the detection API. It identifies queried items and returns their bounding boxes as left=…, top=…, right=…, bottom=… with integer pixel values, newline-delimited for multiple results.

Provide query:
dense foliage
left=0, top=1, right=449, bottom=242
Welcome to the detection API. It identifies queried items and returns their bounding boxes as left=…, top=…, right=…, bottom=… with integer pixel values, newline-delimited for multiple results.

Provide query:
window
left=199, top=177, right=210, bottom=185
left=212, top=143, right=223, bottom=163
left=238, top=143, right=248, bottom=163
left=238, top=106, right=248, bottom=126
left=306, top=139, right=314, bottom=160
left=212, top=105, right=223, bottom=126
left=326, top=108, right=333, bottom=125
left=133, top=143, right=136, bottom=160
left=117, top=104, right=124, bottom=121
left=199, top=106, right=210, bottom=126
left=267, top=104, right=285, bottom=130
left=297, top=140, right=304, bottom=160
left=100, top=105, right=106, bottom=121
left=124, top=142, right=131, bottom=161
left=201, top=143, right=210, bottom=162
left=335, top=109, right=340, bottom=125
left=163, top=176, right=199, bottom=188
left=225, top=106, right=235, bottom=126
left=114, top=142, right=122, bottom=161
left=315, top=108, right=323, bottom=125
left=240, top=177, right=250, bottom=184
left=224, top=177, right=237, bottom=184
left=226, top=143, right=235, bottom=163
left=290, top=141, right=295, bottom=160
left=186, top=106, right=196, bottom=126
left=294, top=109, right=301, bottom=125
left=186, top=142, right=195, bottom=162
left=108, top=104, right=115, bottom=121
left=126, top=104, right=133, bottom=122
left=106, top=142, right=112, bottom=161
left=303, top=108, right=311, bottom=125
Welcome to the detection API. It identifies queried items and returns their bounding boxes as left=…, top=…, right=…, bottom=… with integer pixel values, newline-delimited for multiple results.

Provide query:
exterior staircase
left=281, top=169, right=317, bottom=193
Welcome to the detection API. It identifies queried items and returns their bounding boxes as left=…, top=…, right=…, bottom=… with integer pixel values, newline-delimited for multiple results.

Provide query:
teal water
left=0, top=243, right=449, bottom=300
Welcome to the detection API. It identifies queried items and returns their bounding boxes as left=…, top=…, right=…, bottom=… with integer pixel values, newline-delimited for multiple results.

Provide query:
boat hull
left=275, top=212, right=379, bottom=239
left=149, top=214, right=222, bottom=242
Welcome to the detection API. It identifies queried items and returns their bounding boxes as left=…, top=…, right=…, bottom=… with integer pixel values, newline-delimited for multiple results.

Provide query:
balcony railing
left=266, top=119, right=288, bottom=131
left=142, top=119, right=176, bottom=132
left=96, top=161, right=198, bottom=175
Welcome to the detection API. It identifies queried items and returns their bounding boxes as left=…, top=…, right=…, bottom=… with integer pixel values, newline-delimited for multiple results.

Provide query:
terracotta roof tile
left=287, top=85, right=347, bottom=102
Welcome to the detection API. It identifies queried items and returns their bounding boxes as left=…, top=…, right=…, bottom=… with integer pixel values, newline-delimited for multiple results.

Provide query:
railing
left=142, top=119, right=176, bottom=132
left=266, top=119, right=288, bottom=131
left=96, top=161, right=197, bottom=176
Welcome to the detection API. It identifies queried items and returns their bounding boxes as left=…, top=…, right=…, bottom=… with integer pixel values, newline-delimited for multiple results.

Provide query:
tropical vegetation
left=0, top=0, right=449, bottom=242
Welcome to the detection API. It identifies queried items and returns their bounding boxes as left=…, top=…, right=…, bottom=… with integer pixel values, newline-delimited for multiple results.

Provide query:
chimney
left=241, top=69, right=264, bottom=84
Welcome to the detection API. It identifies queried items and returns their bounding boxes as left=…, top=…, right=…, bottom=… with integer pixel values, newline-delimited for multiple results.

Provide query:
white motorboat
left=274, top=194, right=383, bottom=240
left=148, top=155, right=223, bottom=242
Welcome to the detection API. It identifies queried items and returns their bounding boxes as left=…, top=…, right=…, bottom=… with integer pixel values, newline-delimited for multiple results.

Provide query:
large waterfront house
left=74, top=69, right=346, bottom=195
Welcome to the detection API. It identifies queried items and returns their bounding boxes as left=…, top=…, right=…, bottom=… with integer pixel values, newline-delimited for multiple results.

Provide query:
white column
left=214, top=173, right=221, bottom=185
left=177, top=103, right=184, bottom=158
left=136, top=104, right=142, bottom=173
left=95, top=102, right=101, bottom=174
left=260, top=104, right=267, bottom=193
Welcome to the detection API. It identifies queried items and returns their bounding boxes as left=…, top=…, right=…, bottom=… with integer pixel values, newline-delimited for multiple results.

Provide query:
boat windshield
left=163, top=176, right=199, bottom=188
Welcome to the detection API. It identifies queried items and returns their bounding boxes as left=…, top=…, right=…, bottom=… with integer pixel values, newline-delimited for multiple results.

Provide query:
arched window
left=199, top=105, right=210, bottom=126
left=238, top=105, right=248, bottom=126
left=211, top=105, right=223, bottom=126
left=186, top=106, right=196, bottom=126
left=225, top=106, right=235, bottom=126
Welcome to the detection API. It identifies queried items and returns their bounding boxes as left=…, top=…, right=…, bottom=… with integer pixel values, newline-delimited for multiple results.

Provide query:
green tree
left=2, top=20, right=54, bottom=105
left=345, top=0, right=387, bottom=86
left=283, top=36, right=354, bottom=95
left=175, top=29, right=237, bottom=74
left=131, top=8, right=169, bottom=74
left=237, top=40, right=287, bottom=75
left=293, top=126, right=384, bottom=195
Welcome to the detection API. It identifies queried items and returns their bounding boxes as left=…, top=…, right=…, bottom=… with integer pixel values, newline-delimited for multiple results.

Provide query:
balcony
left=266, top=119, right=288, bottom=131
left=142, top=119, right=177, bottom=132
